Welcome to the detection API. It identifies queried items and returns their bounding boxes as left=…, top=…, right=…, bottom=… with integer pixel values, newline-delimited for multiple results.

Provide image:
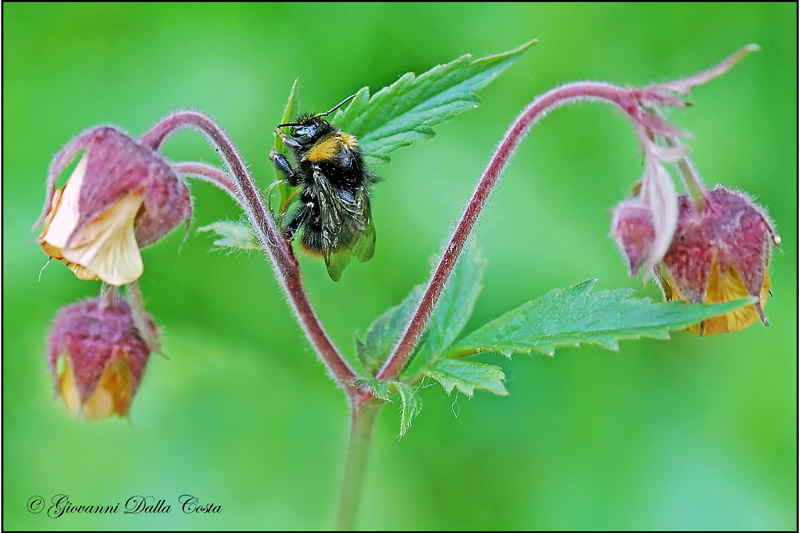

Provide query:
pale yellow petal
left=38, top=152, right=145, bottom=285
left=66, top=262, right=100, bottom=281
left=84, top=354, right=131, bottom=420
left=665, top=259, right=770, bottom=336
left=59, top=352, right=132, bottom=422
left=105, top=356, right=132, bottom=417
left=81, top=363, right=117, bottom=421
left=58, top=356, right=82, bottom=419
left=61, top=190, right=145, bottom=286
left=41, top=153, right=89, bottom=249
left=38, top=188, right=64, bottom=255
left=707, top=266, right=759, bottom=334
left=81, top=387, right=114, bottom=422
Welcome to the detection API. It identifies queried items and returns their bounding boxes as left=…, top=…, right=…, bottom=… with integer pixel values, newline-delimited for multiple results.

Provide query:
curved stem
left=174, top=161, right=244, bottom=204
left=125, top=283, right=161, bottom=353
left=645, top=105, right=708, bottom=212
left=336, top=397, right=382, bottom=531
left=141, top=112, right=359, bottom=393
left=377, top=82, right=647, bottom=381
left=663, top=138, right=707, bottom=212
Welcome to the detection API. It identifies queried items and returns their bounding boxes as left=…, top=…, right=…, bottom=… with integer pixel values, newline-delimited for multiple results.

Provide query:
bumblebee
left=269, top=95, right=376, bottom=281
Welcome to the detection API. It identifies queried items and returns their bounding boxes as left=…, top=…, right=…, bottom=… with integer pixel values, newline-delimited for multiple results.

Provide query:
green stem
left=664, top=137, right=707, bottom=211
left=124, top=283, right=161, bottom=353
left=336, top=397, right=382, bottom=530
left=645, top=105, right=708, bottom=213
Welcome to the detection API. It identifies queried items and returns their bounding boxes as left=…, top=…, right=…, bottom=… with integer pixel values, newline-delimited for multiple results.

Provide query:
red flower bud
left=611, top=199, right=656, bottom=276
left=661, top=186, right=777, bottom=335
left=47, top=297, right=157, bottom=421
left=37, top=127, right=191, bottom=286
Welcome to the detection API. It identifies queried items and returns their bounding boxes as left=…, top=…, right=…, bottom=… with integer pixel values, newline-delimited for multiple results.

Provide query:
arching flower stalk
left=610, top=46, right=780, bottom=335
left=33, top=43, right=779, bottom=528
left=379, top=44, right=771, bottom=380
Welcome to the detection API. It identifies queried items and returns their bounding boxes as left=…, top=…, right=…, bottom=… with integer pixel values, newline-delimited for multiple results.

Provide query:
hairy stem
left=663, top=137, right=708, bottom=211
left=141, top=112, right=359, bottom=393
left=174, top=161, right=244, bottom=204
left=336, top=398, right=382, bottom=531
left=377, top=82, right=652, bottom=381
left=645, top=104, right=708, bottom=212
left=125, top=283, right=162, bottom=353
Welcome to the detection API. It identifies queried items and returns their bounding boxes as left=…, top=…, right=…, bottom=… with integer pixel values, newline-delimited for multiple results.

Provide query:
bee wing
left=350, top=184, right=375, bottom=263
left=313, top=169, right=376, bottom=281
left=325, top=249, right=353, bottom=282
left=325, top=184, right=376, bottom=281
left=312, top=167, right=346, bottom=261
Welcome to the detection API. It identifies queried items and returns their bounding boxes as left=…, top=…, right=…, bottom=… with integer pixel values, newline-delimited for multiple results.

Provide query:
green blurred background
left=4, top=3, right=796, bottom=530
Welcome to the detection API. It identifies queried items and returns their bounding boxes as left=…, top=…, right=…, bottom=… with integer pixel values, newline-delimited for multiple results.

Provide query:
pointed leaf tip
left=445, top=280, right=758, bottom=360
left=424, top=359, right=508, bottom=397
left=333, top=40, right=536, bottom=163
left=199, top=220, right=260, bottom=251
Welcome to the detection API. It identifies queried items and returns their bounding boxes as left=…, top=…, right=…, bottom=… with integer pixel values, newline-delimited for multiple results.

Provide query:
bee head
left=277, top=94, right=357, bottom=147
left=283, top=115, right=333, bottom=146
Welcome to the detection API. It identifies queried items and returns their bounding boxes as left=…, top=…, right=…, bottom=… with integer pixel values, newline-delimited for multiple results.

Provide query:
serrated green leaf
left=273, top=78, right=301, bottom=212
left=410, top=245, right=487, bottom=369
left=198, top=221, right=260, bottom=251
left=355, top=285, right=424, bottom=374
left=424, top=359, right=508, bottom=397
left=354, top=378, right=422, bottom=437
left=353, top=378, right=393, bottom=402
left=394, top=382, right=423, bottom=437
left=446, top=279, right=757, bottom=358
left=331, top=40, right=535, bottom=165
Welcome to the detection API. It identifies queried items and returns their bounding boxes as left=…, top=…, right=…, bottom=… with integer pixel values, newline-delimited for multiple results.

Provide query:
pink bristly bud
left=661, top=187, right=777, bottom=335
left=47, top=297, right=157, bottom=421
left=611, top=199, right=656, bottom=277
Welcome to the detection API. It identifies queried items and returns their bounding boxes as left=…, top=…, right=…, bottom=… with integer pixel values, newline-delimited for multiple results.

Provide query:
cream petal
left=41, top=152, right=89, bottom=249
left=58, top=356, right=82, bottom=419
left=82, top=389, right=114, bottom=422
left=61, top=358, right=114, bottom=421
left=61, top=190, right=145, bottom=286
left=81, top=367, right=117, bottom=422
left=79, top=354, right=131, bottom=421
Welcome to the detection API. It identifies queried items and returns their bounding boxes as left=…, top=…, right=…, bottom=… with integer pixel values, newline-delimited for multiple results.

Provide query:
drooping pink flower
left=609, top=45, right=779, bottom=335
left=613, top=186, right=778, bottom=335
left=661, top=187, right=778, bottom=335
left=37, top=127, right=191, bottom=286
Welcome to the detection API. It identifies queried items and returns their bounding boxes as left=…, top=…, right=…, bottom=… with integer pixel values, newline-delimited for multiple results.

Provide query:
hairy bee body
left=270, top=106, right=376, bottom=281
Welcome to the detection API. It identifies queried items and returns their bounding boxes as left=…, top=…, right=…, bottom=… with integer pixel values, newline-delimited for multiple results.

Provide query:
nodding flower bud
left=37, top=127, right=191, bottom=286
left=608, top=44, right=779, bottom=336
left=47, top=297, right=157, bottom=421
left=660, top=186, right=778, bottom=335
left=611, top=199, right=657, bottom=276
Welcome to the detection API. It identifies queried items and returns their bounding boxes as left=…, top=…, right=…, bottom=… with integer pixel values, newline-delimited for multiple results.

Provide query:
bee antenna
left=315, top=94, right=357, bottom=118
left=277, top=122, right=301, bottom=129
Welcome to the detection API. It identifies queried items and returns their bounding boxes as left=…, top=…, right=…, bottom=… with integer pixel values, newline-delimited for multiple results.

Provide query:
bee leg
left=279, top=134, right=304, bottom=152
left=269, top=150, right=300, bottom=186
left=284, top=201, right=314, bottom=241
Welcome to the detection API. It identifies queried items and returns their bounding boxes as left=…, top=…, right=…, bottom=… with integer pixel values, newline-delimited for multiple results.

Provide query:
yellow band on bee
left=339, top=133, right=358, bottom=149
left=305, top=134, right=358, bottom=162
